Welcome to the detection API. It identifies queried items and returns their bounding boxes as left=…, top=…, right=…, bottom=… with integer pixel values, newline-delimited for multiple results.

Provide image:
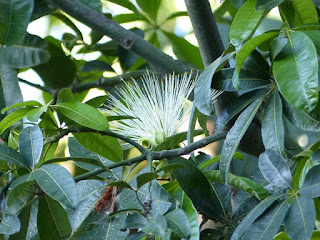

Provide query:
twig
left=18, top=78, right=52, bottom=94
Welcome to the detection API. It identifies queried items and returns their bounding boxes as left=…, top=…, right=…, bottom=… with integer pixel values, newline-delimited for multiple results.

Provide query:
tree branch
left=73, top=130, right=227, bottom=181
left=49, top=0, right=188, bottom=73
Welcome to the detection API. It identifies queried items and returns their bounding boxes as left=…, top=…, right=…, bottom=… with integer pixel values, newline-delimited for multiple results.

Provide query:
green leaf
left=136, top=0, right=161, bottom=21
left=292, top=0, right=318, bottom=25
left=163, top=31, right=203, bottom=69
left=108, top=181, right=132, bottom=189
left=165, top=209, right=190, bottom=238
left=18, top=125, right=43, bottom=168
left=259, top=149, right=293, bottom=189
left=0, top=107, right=33, bottom=134
left=31, top=0, right=57, bottom=21
left=141, top=213, right=167, bottom=237
left=215, top=88, right=268, bottom=131
left=37, top=195, right=72, bottom=240
left=229, top=0, right=264, bottom=46
left=0, top=0, right=34, bottom=45
left=204, top=170, right=269, bottom=200
left=230, top=194, right=284, bottom=240
left=0, top=144, right=28, bottom=168
left=220, top=95, right=264, bottom=182
left=0, top=66, right=23, bottom=116
left=73, top=132, right=122, bottom=162
left=261, top=91, right=285, bottom=155
left=164, top=11, right=188, bottom=21
left=233, top=31, right=279, bottom=88
left=8, top=199, right=33, bottom=240
left=270, top=34, right=288, bottom=60
left=124, top=213, right=148, bottom=229
left=1, top=101, right=41, bottom=114
left=54, top=101, right=108, bottom=131
left=242, top=199, right=290, bottom=239
left=153, top=130, right=203, bottom=151
left=85, top=95, right=108, bottom=108
left=79, top=0, right=102, bottom=12
left=0, top=34, right=49, bottom=68
left=300, top=165, right=320, bottom=198
left=0, top=214, right=20, bottom=235
left=155, top=163, right=184, bottom=174
left=113, top=13, right=142, bottom=24
left=26, top=101, right=51, bottom=122
left=136, top=172, right=159, bottom=188
left=303, top=30, right=320, bottom=54
left=34, top=164, right=78, bottom=208
left=67, top=180, right=106, bottom=235
left=283, top=99, right=320, bottom=132
left=194, top=52, right=234, bottom=115
left=273, top=31, right=318, bottom=112
left=284, top=196, right=316, bottom=240
left=56, top=88, right=74, bottom=104
left=255, top=0, right=284, bottom=11
left=33, top=36, right=76, bottom=89
left=171, top=157, right=226, bottom=220
left=107, top=0, right=140, bottom=15
left=7, top=174, right=34, bottom=206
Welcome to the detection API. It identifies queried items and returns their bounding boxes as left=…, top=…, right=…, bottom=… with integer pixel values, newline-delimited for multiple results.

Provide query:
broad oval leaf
left=0, top=144, right=28, bottom=168
left=37, top=196, right=72, bottom=239
left=230, top=194, right=284, bottom=240
left=124, top=213, right=148, bottom=229
left=261, top=91, right=285, bottom=155
left=272, top=31, right=318, bottom=112
left=165, top=209, right=190, bottom=239
left=18, top=125, right=43, bottom=168
left=255, top=0, right=284, bottom=11
left=300, top=165, right=320, bottom=198
left=194, top=53, right=234, bottom=116
left=0, top=34, right=49, bottom=68
left=259, top=149, right=293, bottom=189
left=136, top=172, right=159, bottom=189
left=292, top=0, right=318, bottom=25
left=0, top=0, right=34, bottom=46
left=33, top=36, right=76, bottom=89
left=54, top=101, right=108, bottom=131
left=284, top=196, right=316, bottom=240
left=0, top=213, right=20, bottom=235
left=34, top=164, right=78, bottom=208
left=141, top=213, right=167, bottom=237
left=242, top=199, right=290, bottom=239
left=57, top=88, right=74, bottom=104
left=171, top=157, right=226, bottom=220
left=229, top=0, right=264, bottom=46
left=220, top=95, right=265, bottom=182
left=73, top=132, right=122, bottom=162
left=7, top=173, right=34, bottom=206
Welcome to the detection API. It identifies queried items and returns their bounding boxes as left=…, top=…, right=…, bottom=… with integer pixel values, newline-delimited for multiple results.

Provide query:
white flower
left=104, top=72, right=223, bottom=149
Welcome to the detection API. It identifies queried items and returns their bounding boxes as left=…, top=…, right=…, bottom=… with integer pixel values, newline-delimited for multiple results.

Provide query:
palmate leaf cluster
left=1, top=0, right=320, bottom=239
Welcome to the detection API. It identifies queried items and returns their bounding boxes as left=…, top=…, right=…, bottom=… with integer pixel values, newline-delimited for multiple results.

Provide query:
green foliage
left=0, top=0, right=320, bottom=239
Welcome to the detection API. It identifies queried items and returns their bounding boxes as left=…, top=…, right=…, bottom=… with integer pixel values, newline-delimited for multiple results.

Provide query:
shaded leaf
left=0, top=0, right=34, bottom=45
left=300, top=165, right=320, bottom=198
left=0, top=214, right=20, bottom=235
left=259, top=149, right=293, bottom=189
left=220, top=95, right=264, bottom=182
left=0, top=34, right=49, bottom=68
left=34, top=164, right=77, bottom=208
left=194, top=53, right=234, bottom=116
left=165, top=209, right=190, bottom=238
left=231, top=194, right=284, bottom=240
left=136, top=172, right=159, bottom=188
left=37, top=196, right=72, bottom=239
left=284, top=196, right=316, bottom=240
left=261, top=91, right=285, bottom=155
left=292, top=0, right=318, bottom=25
left=272, top=31, right=318, bottom=112
left=171, top=157, right=226, bottom=220
left=124, top=213, right=148, bottom=229
left=255, top=0, right=284, bottom=11
left=7, top=174, right=34, bottom=207
left=141, top=213, right=167, bottom=237
left=0, top=144, right=28, bottom=168
left=242, top=199, right=290, bottom=239
left=18, top=125, right=43, bottom=168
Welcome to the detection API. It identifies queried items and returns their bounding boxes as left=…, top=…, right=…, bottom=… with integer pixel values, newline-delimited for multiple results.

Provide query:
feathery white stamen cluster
left=104, top=72, right=197, bottom=149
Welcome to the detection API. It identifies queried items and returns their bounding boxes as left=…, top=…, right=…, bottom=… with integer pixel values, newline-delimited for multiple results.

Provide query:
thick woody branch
left=49, top=0, right=188, bottom=73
